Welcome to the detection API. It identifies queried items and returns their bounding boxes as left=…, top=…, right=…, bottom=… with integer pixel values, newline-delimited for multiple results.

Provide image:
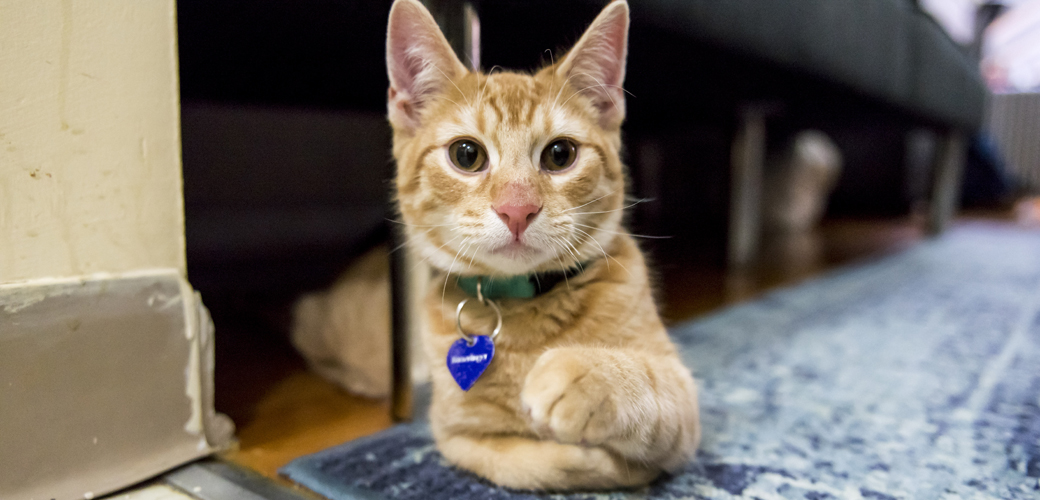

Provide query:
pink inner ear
left=387, top=9, right=429, bottom=98
left=562, top=2, right=629, bottom=127
left=386, top=0, right=467, bottom=130
left=594, top=7, right=628, bottom=88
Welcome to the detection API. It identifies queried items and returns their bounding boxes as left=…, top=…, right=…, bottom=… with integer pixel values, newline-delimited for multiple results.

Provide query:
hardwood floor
left=216, top=209, right=1035, bottom=482
left=228, top=372, right=392, bottom=480
left=655, top=216, right=927, bottom=321
left=207, top=294, right=394, bottom=481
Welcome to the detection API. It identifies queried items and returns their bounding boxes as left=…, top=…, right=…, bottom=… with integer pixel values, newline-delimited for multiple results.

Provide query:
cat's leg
left=520, top=346, right=700, bottom=472
left=437, top=433, right=660, bottom=490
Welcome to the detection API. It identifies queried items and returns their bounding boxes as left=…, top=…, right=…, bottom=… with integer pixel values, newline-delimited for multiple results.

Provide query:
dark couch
left=478, top=0, right=983, bottom=129
left=474, top=0, right=985, bottom=264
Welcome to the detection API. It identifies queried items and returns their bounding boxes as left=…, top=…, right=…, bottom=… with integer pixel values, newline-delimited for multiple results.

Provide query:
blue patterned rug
left=282, top=224, right=1040, bottom=499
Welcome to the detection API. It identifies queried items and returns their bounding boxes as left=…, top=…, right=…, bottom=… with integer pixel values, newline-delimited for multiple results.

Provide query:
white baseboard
left=0, top=270, right=234, bottom=500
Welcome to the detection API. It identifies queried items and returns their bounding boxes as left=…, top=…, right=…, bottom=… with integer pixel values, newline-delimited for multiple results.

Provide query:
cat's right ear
left=386, top=0, right=468, bottom=134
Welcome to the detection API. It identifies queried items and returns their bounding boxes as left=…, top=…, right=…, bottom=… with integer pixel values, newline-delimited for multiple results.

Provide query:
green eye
left=448, top=139, right=488, bottom=172
left=541, top=139, right=577, bottom=172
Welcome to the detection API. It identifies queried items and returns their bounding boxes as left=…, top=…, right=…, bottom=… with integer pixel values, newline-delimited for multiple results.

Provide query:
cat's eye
left=448, top=139, right=488, bottom=173
left=540, top=139, right=578, bottom=172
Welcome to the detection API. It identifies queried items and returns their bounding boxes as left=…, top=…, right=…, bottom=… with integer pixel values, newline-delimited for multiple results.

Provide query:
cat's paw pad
left=520, top=349, right=619, bottom=446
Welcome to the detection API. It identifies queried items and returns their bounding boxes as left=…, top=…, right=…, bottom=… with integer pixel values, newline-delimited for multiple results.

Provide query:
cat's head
left=386, top=0, right=630, bottom=277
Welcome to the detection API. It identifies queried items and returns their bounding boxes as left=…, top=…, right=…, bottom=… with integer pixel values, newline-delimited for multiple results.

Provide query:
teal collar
left=457, top=265, right=587, bottom=300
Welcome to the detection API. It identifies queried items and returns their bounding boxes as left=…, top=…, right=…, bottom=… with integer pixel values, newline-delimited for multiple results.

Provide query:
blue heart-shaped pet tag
left=446, top=335, right=495, bottom=391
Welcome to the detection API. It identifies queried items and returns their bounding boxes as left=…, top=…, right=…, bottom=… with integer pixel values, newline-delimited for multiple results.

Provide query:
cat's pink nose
left=495, top=203, right=541, bottom=239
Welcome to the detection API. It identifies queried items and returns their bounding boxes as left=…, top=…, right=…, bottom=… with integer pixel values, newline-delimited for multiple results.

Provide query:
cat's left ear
left=556, top=0, right=629, bottom=130
left=386, top=0, right=469, bottom=134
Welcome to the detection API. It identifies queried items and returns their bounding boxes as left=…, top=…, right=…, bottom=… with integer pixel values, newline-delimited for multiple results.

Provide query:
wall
left=0, top=0, right=186, bottom=283
left=0, top=4, right=233, bottom=499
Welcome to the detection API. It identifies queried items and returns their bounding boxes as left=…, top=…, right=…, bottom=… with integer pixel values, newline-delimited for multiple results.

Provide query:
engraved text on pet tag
left=447, top=335, right=495, bottom=391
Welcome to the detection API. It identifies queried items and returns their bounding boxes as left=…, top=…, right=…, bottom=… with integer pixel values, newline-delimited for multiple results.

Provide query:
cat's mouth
left=489, top=241, right=542, bottom=259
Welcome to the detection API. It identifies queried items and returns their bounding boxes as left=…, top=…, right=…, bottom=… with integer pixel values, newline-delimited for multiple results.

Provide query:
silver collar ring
left=455, top=280, right=503, bottom=344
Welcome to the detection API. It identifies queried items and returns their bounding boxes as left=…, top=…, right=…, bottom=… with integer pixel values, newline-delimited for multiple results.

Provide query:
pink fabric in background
left=983, top=0, right=1040, bottom=93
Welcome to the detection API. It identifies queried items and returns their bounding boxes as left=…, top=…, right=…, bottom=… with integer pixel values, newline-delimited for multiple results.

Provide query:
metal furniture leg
left=390, top=0, right=480, bottom=423
left=928, top=130, right=967, bottom=235
left=728, top=108, right=767, bottom=269
left=389, top=239, right=416, bottom=422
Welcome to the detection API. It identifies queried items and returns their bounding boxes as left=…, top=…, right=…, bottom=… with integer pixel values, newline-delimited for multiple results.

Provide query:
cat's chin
left=479, top=242, right=548, bottom=275
left=489, top=241, right=540, bottom=259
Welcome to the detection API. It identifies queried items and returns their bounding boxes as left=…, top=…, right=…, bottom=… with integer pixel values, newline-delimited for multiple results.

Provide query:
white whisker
left=562, top=188, right=621, bottom=213
left=461, top=240, right=480, bottom=270
left=431, top=65, right=471, bottom=108
left=550, top=243, right=573, bottom=292
left=550, top=73, right=584, bottom=112
left=553, top=235, right=586, bottom=274
left=580, top=72, right=618, bottom=114
left=544, top=49, right=557, bottom=113
left=571, top=226, right=632, bottom=277
left=557, top=258, right=572, bottom=290
left=606, top=254, right=632, bottom=277
left=572, top=222, right=671, bottom=239
left=442, top=237, right=472, bottom=306
left=409, top=233, right=466, bottom=272
left=558, top=74, right=635, bottom=110
left=571, top=226, right=610, bottom=271
left=385, top=218, right=457, bottom=228
left=388, top=227, right=435, bottom=255
left=430, top=94, right=462, bottom=109
left=478, top=65, right=502, bottom=104
left=569, top=198, right=650, bottom=216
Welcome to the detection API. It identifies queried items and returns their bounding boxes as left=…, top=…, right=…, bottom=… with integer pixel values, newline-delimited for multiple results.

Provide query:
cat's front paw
left=520, top=348, right=627, bottom=446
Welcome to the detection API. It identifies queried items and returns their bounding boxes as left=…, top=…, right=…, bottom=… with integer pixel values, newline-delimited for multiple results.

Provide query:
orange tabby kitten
left=386, top=0, right=700, bottom=490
